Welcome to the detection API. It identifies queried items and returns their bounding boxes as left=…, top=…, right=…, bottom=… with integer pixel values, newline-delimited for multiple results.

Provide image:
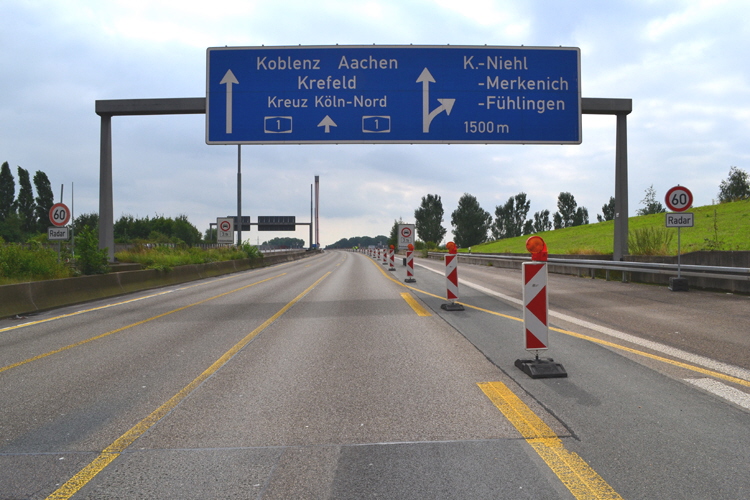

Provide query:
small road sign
left=666, top=213, right=694, bottom=227
left=398, top=224, right=415, bottom=250
left=665, top=186, right=693, bottom=212
left=49, top=203, right=71, bottom=227
left=217, top=217, right=234, bottom=244
left=48, top=226, right=69, bottom=241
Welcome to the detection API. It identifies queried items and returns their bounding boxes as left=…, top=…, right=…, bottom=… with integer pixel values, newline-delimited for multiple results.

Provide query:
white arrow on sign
left=220, top=70, right=239, bottom=134
left=317, top=115, right=337, bottom=133
left=417, top=68, right=456, bottom=133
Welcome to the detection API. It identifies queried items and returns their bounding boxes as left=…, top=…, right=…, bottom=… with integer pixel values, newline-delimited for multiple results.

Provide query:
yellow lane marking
left=364, top=255, right=750, bottom=388
left=400, top=293, right=431, bottom=316
left=46, top=271, right=331, bottom=500
left=478, top=381, right=623, bottom=500
left=0, top=274, right=286, bottom=375
left=368, top=256, right=531, bottom=321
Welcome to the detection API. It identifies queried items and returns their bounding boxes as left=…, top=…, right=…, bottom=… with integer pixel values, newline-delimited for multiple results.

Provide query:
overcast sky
left=1, top=0, right=748, bottom=247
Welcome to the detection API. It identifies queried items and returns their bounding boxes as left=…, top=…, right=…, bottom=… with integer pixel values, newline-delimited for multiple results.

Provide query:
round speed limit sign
left=49, top=203, right=71, bottom=227
left=665, top=186, right=693, bottom=212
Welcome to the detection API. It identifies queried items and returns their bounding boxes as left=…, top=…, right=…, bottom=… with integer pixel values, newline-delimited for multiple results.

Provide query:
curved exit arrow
left=417, top=68, right=456, bottom=133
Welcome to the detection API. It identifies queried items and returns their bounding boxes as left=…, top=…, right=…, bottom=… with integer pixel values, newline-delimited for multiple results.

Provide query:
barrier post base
left=440, top=302, right=465, bottom=311
left=668, top=277, right=689, bottom=292
left=404, top=278, right=416, bottom=283
left=514, top=357, right=567, bottom=379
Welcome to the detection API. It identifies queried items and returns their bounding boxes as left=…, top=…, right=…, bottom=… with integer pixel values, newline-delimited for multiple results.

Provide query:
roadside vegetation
left=0, top=240, right=262, bottom=286
left=467, top=199, right=749, bottom=255
left=114, top=243, right=261, bottom=271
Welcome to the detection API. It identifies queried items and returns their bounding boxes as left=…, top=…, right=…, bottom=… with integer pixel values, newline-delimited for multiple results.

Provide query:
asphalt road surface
left=1, top=250, right=748, bottom=499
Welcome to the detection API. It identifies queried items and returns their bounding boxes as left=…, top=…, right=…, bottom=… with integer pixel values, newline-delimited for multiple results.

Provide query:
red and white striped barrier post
left=382, top=247, right=388, bottom=265
left=515, top=236, right=567, bottom=379
left=388, top=245, right=396, bottom=271
left=440, top=242, right=464, bottom=311
left=523, top=261, right=549, bottom=351
left=404, top=243, right=416, bottom=283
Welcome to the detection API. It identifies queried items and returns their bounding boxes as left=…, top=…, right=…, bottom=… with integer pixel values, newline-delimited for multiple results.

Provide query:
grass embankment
left=0, top=243, right=263, bottom=286
left=469, top=199, right=749, bottom=255
left=114, top=244, right=262, bottom=270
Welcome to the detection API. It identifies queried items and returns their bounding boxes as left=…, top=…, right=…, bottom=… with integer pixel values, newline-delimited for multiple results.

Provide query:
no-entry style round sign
left=400, top=226, right=412, bottom=239
left=219, top=220, right=232, bottom=232
left=665, top=186, right=693, bottom=212
left=49, top=203, right=71, bottom=227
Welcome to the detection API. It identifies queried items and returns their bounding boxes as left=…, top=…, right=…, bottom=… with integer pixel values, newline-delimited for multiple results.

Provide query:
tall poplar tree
left=16, top=167, right=36, bottom=233
left=33, top=171, right=55, bottom=233
left=0, top=161, right=15, bottom=221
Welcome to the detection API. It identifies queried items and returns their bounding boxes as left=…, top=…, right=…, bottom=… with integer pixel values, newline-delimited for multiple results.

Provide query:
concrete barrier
left=0, top=250, right=317, bottom=318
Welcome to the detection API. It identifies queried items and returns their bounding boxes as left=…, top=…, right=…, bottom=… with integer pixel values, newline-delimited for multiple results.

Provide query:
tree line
left=402, top=166, right=748, bottom=249
left=405, top=191, right=593, bottom=249
left=75, top=213, right=204, bottom=246
left=327, top=235, right=389, bottom=249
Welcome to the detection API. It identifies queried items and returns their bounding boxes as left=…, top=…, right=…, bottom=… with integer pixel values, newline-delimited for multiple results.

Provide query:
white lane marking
left=416, top=262, right=750, bottom=383
left=685, top=378, right=750, bottom=410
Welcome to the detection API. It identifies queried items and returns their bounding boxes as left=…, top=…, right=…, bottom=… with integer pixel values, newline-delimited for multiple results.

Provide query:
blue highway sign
left=206, top=45, right=581, bottom=145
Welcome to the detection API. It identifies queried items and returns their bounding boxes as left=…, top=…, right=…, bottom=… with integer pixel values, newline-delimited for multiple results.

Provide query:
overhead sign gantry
left=97, top=46, right=631, bottom=263
left=206, top=45, right=581, bottom=145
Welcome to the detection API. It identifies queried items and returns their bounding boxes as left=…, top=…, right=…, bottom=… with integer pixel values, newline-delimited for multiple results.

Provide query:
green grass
left=114, top=244, right=262, bottom=270
left=0, top=241, right=73, bottom=285
left=468, top=199, right=750, bottom=255
left=0, top=241, right=264, bottom=285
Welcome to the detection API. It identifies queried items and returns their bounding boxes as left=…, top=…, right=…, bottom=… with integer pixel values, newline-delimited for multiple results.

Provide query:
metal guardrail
left=426, top=252, right=750, bottom=282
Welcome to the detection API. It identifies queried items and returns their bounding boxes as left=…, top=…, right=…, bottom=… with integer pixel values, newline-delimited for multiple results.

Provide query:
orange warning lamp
left=526, top=236, right=548, bottom=262
left=446, top=241, right=458, bottom=254
left=407, top=243, right=414, bottom=251
left=390, top=244, right=394, bottom=250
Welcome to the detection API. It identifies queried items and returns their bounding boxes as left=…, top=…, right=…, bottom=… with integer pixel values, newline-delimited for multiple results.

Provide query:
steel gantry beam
left=96, top=96, right=631, bottom=261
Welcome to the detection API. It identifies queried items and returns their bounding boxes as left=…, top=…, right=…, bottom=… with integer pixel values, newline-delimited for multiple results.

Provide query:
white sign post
left=217, top=217, right=234, bottom=244
left=48, top=203, right=71, bottom=262
left=664, top=186, right=693, bottom=291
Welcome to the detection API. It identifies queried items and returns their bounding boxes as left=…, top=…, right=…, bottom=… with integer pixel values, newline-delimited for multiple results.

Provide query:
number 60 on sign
left=664, top=186, right=693, bottom=212
left=49, top=203, right=71, bottom=227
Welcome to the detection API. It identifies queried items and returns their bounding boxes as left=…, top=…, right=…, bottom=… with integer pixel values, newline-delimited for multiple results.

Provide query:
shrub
left=0, top=237, right=71, bottom=283
left=628, top=227, right=673, bottom=256
left=76, top=227, right=110, bottom=275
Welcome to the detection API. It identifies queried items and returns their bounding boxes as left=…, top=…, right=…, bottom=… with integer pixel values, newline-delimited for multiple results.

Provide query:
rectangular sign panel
left=48, top=226, right=69, bottom=241
left=206, top=45, right=581, bottom=145
left=666, top=213, right=694, bottom=227
left=217, top=217, right=234, bottom=244
left=398, top=224, right=415, bottom=250
left=228, top=216, right=251, bottom=232
left=258, top=216, right=296, bottom=231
